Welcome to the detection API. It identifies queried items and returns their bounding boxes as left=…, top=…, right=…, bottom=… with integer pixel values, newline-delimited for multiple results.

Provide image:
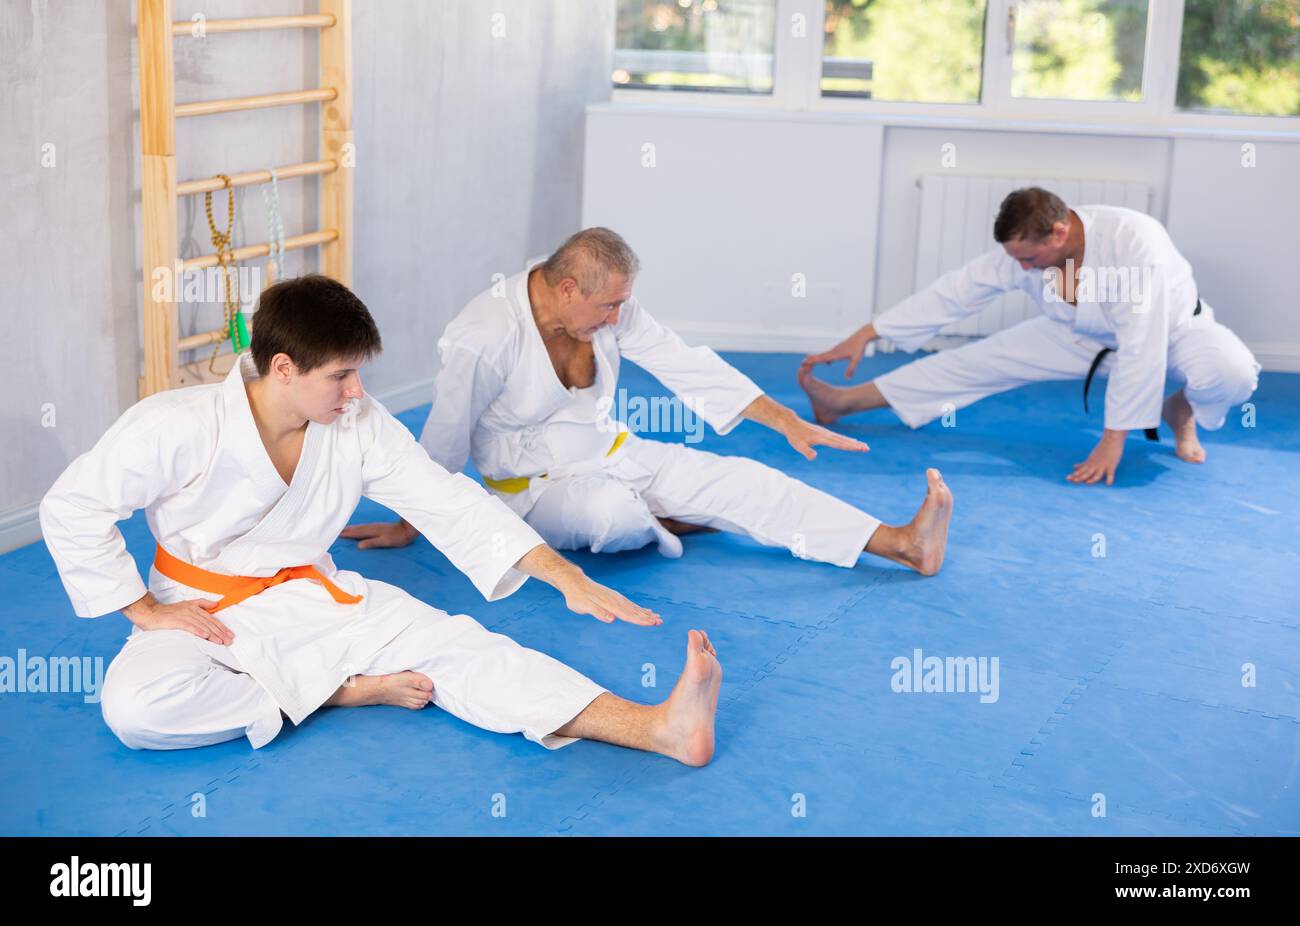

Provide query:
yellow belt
left=483, top=431, right=628, bottom=494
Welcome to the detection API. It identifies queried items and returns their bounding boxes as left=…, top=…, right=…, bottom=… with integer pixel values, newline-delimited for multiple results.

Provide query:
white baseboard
left=1247, top=342, right=1300, bottom=373
left=0, top=503, right=42, bottom=555
left=658, top=321, right=849, bottom=354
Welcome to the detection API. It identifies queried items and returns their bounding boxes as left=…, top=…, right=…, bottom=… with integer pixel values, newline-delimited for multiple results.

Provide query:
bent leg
left=100, top=629, right=284, bottom=750
left=872, top=316, right=1099, bottom=428
left=1168, top=313, right=1260, bottom=432
left=1162, top=311, right=1260, bottom=463
left=523, top=474, right=682, bottom=558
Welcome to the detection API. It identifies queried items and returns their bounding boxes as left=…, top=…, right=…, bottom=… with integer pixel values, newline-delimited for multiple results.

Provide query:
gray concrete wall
left=0, top=0, right=614, bottom=550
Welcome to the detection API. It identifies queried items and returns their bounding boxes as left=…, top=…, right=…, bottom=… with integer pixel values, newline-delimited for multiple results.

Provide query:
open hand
left=126, top=597, right=234, bottom=645
left=340, top=519, right=419, bottom=549
left=562, top=576, right=663, bottom=627
left=1068, top=435, right=1125, bottom=485
left=800, top=324, right=876, bottom=379
left=783, top=416, right=870, bottom=461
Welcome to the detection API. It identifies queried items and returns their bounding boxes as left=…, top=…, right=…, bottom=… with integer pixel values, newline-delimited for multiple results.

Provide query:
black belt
left=1082, top=297, right=1201, bottom=442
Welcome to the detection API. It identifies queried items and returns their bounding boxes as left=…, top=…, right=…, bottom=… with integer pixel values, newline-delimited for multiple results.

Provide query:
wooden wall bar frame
left=136, top=0, right=354, bottom=397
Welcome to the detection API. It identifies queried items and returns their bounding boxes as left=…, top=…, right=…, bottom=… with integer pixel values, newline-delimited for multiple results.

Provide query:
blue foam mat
left=2, top=350, right=1297, bottom=835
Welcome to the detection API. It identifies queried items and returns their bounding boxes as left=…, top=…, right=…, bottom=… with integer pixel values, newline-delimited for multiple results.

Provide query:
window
left=1176, top=0, right=1300, bottom=117
left=1009, top=0, right=1150, bottom=102
left=821, top=0, right=988, bottom=102
left=613, top=0, right=779, bottom=94
left=611, top=0, right=1300, bottom=126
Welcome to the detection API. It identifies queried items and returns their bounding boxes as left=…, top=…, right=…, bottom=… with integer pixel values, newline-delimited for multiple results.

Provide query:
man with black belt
left=798, top=187, right=1260, bottom=485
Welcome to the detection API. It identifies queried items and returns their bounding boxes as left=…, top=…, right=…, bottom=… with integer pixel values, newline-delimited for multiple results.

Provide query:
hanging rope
left=261, top=166, right=286, bottom=285
left=203, top=174, right=248, bottom=370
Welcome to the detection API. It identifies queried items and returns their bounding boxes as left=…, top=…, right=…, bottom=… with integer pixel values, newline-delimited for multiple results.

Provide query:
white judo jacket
left=40, top=353, right=545, bottom=723
left=419, top=263, right=764, bottom=484
left=873, top=205, right=1202, bottom=432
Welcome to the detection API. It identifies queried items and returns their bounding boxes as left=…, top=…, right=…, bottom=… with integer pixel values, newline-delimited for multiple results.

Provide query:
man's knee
left=582, top=480, right=659, bottom=552
left=100, top=640, right=203, bottom=749
left=1187, top=355, right=1260, bottom=407
left=100, top=676, right=163, bottom=750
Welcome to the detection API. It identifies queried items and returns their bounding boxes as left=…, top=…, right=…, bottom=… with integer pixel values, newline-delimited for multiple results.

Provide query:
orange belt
left=153, top=544, right=363, bottom=613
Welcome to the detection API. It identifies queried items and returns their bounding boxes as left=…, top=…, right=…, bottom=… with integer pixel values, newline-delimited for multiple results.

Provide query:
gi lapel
left=214, top=353, right=327, bottom=574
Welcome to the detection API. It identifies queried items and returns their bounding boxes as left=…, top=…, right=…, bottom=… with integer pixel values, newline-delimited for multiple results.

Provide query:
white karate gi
left=872, top=205, right=1260, bottom=432
left=420, top=264, right=881, bottom=567
left=39, top=353, right=604, bottom=751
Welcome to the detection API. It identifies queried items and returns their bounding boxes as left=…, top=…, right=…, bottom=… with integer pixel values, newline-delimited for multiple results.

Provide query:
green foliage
left=614, top=0, right=1300, bottom=114
left=823, top=0, right=986, bottom=102
left=1177, top=0, right=1300, bottom=115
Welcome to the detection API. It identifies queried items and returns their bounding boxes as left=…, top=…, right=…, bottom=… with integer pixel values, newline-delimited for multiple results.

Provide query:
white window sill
left=594, top=95, right=1300, bottom=143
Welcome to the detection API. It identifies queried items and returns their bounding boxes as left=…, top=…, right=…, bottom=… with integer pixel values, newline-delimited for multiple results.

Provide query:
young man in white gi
left=343, top=229, right=953, bottom=576
left=40, top=275, right=721, bottom=766
left=798, top=187, right=1261, bottom=485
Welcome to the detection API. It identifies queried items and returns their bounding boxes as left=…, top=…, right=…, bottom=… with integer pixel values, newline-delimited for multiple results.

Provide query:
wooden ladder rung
left=171, top=14, right=336, bottom=36
left=177, top=160, right=338, bottom=196
left=177, top=328, right=229, bottom=352
left=176, top=87, right=336, bottom=118
left=182, top=229, right=337, bottom=271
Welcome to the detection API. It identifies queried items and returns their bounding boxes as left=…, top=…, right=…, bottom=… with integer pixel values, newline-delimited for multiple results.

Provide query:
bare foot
left=797, top=365, right=853, bottom=426
left=657, top=517, right=718, bottom=536
left=867, top=468, right=953, bottom=576
left=1163, top=389, right=1206, bottom=463
left=325, top=670, right=435, bottom=710
left=651, top=630, right=722, bottom=767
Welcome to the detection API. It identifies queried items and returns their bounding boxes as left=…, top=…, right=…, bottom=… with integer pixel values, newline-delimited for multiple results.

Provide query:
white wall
left=583, top=106, right=884, bottom=350
left=1166, top=138, right=1300, bottom=371
left=873, top=127, right=1171, bottom=313
left=0, top=0, right=614, bottom=551
left=583, top=103, right=1300, bottom=372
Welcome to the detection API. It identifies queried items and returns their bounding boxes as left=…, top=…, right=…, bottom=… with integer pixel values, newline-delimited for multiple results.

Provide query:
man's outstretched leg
left=554, top=629, right=722, bottom=767
left=862, top=468, right=953, bottom=576
left=372, top=596, right=724, bottom=767
left=798, top=366, right=891, bottom=426
left=623, top=437, right=953, bottom=576
left=800, top=316, right=1099, bottom=429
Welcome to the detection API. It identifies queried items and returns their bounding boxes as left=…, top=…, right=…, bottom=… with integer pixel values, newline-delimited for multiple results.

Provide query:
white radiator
left=891, top=174, right=1152, bottom=347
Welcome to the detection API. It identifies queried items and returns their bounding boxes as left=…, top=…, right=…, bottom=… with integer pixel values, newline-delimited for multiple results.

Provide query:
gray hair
left=540, top=227, right=640, bottom=295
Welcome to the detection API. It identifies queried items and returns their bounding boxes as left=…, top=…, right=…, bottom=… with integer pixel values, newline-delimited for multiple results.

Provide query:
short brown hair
left=540, top=227, right=640, bottom=295
left=993, top=187, right=1070, bottom=243
left=250, top=275, right=382, bottom=375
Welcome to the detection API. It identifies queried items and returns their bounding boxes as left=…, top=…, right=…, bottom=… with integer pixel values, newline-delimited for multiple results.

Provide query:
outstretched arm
left=739, top=394, right=869, bottom=460
left=800, top=323, right=879, bottom=379
left=514, top=544, right=661, bottom=626
left=804, top=247, right=1024, bottom=375
left=360, top=401, right=660, bottom=626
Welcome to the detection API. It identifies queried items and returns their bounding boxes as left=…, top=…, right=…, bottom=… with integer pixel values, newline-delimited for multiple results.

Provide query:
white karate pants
left=514, top=434, right=882, bottom=567
left=99, top=599, right=604, bottom=752
left=875, top=306, right=1260, bottom=431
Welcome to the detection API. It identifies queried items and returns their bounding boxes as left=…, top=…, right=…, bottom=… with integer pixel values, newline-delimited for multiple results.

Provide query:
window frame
left=608, top=0, right=1300, bottom=135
